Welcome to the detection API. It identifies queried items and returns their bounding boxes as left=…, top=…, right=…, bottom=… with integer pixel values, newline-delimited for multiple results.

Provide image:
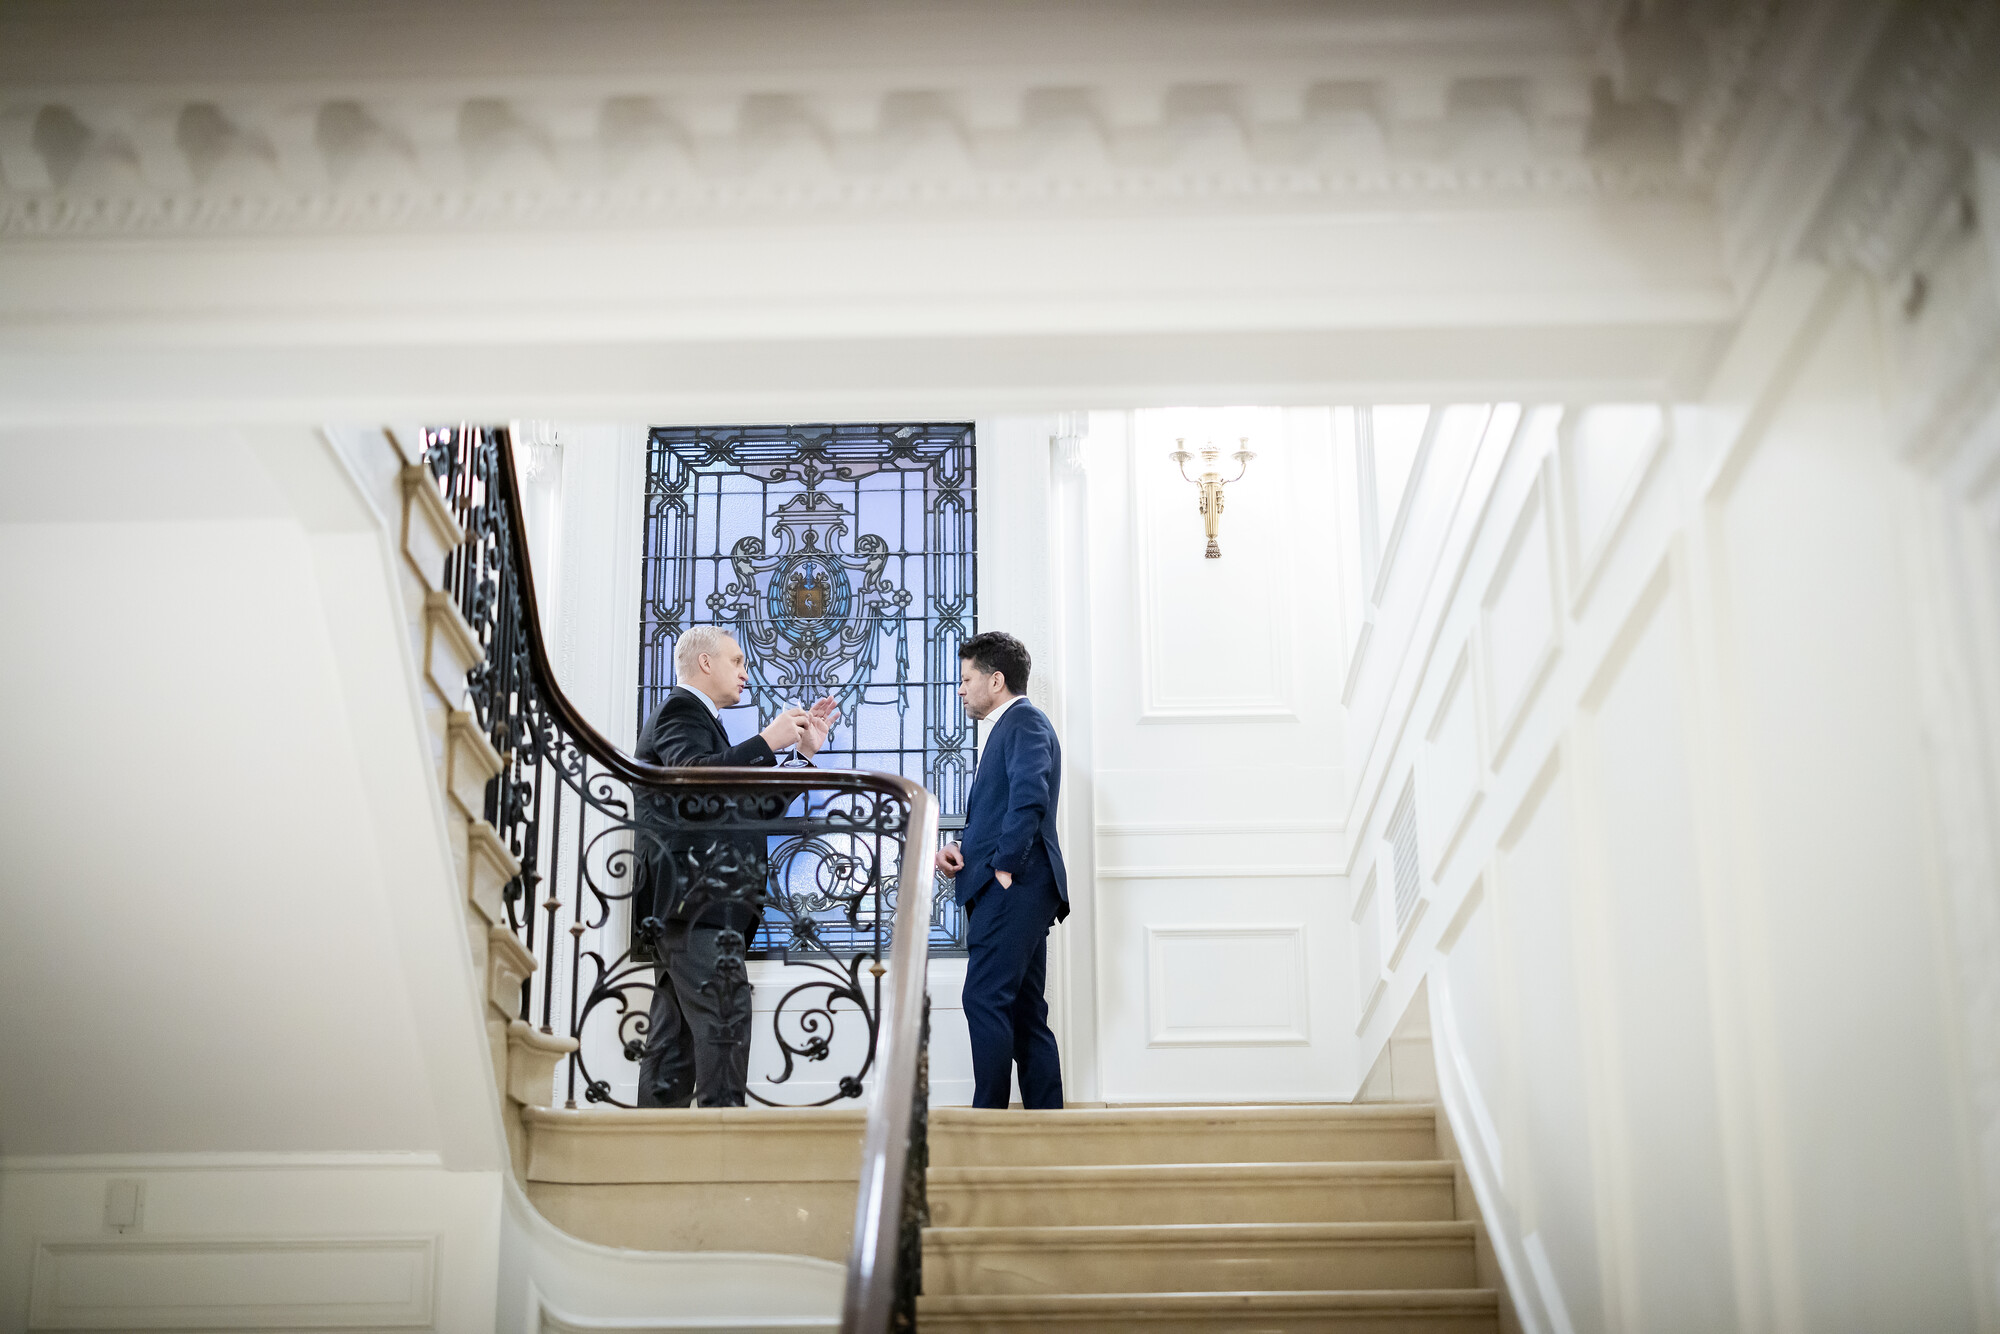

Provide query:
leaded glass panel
left=638, top=422, right=975, bottom=955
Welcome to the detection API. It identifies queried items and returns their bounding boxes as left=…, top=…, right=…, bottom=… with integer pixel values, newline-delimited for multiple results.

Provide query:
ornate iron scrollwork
left=424, top=424, right=929, bottom=1109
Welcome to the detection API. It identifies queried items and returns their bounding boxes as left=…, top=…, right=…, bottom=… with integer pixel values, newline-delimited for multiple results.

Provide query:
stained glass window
left=637, top=422, right=976, bottom=954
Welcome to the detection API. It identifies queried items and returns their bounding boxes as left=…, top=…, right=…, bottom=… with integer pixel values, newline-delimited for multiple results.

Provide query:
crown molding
left=0, top=1, right=1705, bottom=240
left=0, top=83, right=1700, bottom=240
left=0, top=158, right=1698, bottom=240
left=1612, top=0, right=2000, bottom=292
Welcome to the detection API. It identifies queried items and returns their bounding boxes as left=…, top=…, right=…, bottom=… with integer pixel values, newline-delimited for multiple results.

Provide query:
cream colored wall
left=0, top=428, right=510, bottom=1331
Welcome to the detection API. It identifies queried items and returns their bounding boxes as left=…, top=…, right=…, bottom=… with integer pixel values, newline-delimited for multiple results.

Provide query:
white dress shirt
left=679, top=683, right=724, bottom=719
left=981, top=693, right=1021, bottom=735
left=977, top=693, right=1022, bottom=766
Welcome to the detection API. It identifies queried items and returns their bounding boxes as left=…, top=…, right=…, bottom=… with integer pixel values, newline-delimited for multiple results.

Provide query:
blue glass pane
left=637, top=423, right=976, bottom=955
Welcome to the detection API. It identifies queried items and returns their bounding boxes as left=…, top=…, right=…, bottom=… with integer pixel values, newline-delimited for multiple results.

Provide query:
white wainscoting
left=1557, top=403, right=1667, bottom=615
left=1572, top=559, right=1738, bottom=1331
left=1145, top=925, right=1311, bottom=1048
left=1343, top=272, right=1993, bottom=1332
left=1432, top=883, right=1504, bottom=1183
left=1352, top=866, right=1386, bottom=1033
left=1478, top=458, right=1562, bottom=767
left=28, top=1236, right=436, bottom=1331
left=1095, top=863, right=1348, bottom=1103
left=0, top=1157, right=501, bottom=1334
left=1419, top=644, right=1484, bottom=881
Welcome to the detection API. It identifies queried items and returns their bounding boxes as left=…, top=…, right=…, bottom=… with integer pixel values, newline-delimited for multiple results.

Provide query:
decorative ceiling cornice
left=1607, top=0, right=2000, bottom=290
left=0, top=155, right=1696, bottom=241
left=0, top=3, right=1703, bottom=240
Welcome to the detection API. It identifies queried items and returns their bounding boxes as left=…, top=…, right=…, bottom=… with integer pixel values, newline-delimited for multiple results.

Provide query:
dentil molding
left=0, top=1, right=1707, bottom=238
left=0, top=94, right=1693, bottom=239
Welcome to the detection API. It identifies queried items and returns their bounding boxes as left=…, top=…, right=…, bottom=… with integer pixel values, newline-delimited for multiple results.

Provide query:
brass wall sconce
left=1169, top=436, right=1256, bottom=558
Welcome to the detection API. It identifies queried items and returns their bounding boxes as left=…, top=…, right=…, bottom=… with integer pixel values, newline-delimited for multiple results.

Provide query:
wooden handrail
left=839, top=781, right=937, bottom=1332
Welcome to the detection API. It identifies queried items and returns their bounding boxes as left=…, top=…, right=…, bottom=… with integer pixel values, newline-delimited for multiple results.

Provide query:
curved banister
left=418, top=423, right=937, bottom=1332
left=491, top=424, right=930, bottom=813
left=839, top=781, right=936, bottom=1333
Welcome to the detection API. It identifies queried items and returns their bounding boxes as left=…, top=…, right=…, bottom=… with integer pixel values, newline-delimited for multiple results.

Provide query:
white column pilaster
left=1049, top=411, right=1102, bottom=1104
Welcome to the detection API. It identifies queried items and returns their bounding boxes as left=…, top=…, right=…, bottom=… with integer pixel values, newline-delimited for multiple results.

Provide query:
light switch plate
left=103, top=1179, right=142, bottom=1231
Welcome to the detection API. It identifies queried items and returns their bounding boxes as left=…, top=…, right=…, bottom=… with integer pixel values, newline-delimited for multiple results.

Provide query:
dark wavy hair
left=959, top=631, right=1031, bottom=695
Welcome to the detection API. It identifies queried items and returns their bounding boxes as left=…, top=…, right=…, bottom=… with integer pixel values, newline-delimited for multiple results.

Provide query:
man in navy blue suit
left=934, top=631, right=1068, bottom=1109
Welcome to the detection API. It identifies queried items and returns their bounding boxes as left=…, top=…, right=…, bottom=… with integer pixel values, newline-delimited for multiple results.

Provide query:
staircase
left=918, top=1104, right=1501, bottom=1332
left=365, top=424, right=1508, bottom=1329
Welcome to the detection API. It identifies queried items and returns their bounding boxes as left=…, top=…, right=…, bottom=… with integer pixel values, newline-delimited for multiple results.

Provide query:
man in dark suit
left=934, top=631, right=1068, bottom=1110
left=633, top=625, right=836, bottom=1107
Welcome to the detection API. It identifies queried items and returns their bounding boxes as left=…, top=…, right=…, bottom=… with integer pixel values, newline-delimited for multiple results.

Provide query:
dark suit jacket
left=637, top=685, right=776, bottom=771
left=955, top=697, right=1069, bottom=920
left=633, top=686, right=777, bottom=934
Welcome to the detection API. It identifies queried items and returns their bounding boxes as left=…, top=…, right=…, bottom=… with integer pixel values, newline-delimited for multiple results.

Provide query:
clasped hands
left=759, top=696, right=840, bottom=758
left=933, top=842, right=1010, bottom=889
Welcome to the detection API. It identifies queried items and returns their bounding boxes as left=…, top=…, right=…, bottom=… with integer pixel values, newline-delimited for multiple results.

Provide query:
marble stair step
left=929, top=1105, right=1438, bottom=1169
left=921, top=1221, right=1479, bottom=1296
left=915, top=1289, right=1502, bottom=1333
left=928, top=1161, right=1458, bottom=1227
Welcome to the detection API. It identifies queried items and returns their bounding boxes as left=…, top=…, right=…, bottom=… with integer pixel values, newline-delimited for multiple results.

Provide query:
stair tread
left=931, top=1160, right=1455, bottom=1183
left=919, top=1290, right=1501, bottom=1313
left=930, top=1105, right=1439, bottom=1168
left=924, top=1220, right=1477, bottom=1244
left=524, top=1106, right=868, bottom=1127
left=933, top=1104, right=1434, bottom=1128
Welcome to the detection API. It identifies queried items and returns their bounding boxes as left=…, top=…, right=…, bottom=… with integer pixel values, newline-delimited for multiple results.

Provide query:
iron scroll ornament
left=572, top=781, right=917, bottom=1108
left=419, top=424, right=928, bottom=1109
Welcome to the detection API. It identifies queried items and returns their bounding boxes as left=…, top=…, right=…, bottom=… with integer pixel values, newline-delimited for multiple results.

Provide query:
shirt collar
left=983, top=694, right=1023, bottom=730
left=677, top=683, right=724, bottom=719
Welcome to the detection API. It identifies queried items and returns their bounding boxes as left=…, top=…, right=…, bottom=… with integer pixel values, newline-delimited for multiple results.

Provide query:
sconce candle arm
left=1227, top=440, right=1256, bottom=484
left=1167, top=434, right=1255, bottom=560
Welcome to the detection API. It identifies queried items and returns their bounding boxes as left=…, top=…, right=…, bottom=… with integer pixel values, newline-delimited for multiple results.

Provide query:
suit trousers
left=636, top=921, right=754, bottom=1108
left=961, top=866, right=1065, bottom=1110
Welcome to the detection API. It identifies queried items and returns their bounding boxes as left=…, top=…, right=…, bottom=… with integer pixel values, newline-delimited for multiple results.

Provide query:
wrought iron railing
left=414, top=424, right=936, bottom=1330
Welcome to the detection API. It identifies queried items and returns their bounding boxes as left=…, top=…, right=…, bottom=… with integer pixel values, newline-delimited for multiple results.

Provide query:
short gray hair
left=674, top=625, right=738, bottom=680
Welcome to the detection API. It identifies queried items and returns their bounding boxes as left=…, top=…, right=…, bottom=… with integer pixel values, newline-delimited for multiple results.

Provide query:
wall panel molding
left=1479, top=458, right=1564, bottom=767
left=1368, top=404, right=1450, bottom=608
left=28, top=1236, right=437, bottom=1331
left=0, top=1152, right=445, bottom=1174
left=1130, top=409, right=1298, bottom=724
left=1144, top=925, right=1311, bottom=1048
left=1431, top=966, right=1507, bottom=1188
left=1558, top=403, right=1671, bottom=615
left=1097, top=819, right=1342, bottom=837
left=1353, top=866, right=1387, bottom=1032
left=1385, top=896, right=1430, bottom=972
left=1097, top=864, right=1340, bottom=880
left=1420, top=643, right=1487, bottom=880
left=1338, top=403, right=1542, bottom=872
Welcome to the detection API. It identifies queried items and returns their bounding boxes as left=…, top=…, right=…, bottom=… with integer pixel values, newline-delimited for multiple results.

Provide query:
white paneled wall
left=1339, top=270, right=1993, bottom=1331
left=1085, top=407, right=1352, bottom=1103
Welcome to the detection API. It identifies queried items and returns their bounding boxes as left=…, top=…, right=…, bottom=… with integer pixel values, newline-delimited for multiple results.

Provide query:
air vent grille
left=1387, top=777, right=1422, bottom=931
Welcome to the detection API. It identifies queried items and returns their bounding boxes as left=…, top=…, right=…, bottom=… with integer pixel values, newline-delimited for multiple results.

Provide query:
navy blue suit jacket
left=955, top=698, right=1069, bottom=921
